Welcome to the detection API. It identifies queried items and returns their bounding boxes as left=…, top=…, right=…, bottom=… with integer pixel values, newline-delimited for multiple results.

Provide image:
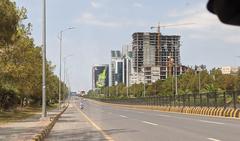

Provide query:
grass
left=0, top=103, right=58, bottom=125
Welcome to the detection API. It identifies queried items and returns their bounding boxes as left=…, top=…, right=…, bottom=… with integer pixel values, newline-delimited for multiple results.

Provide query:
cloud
left=168, top=4, right=202, bottom=18
left=224, top=35, right=240, bottom=44
left=90, top=1, right=102, bottom=8
left=168, top=3, right=240, bottom=45
left=133, top=2, right=143, bottom=8
left=76, top=12, right=148, bottom=28
left=76, top=12, right=119, bottom=27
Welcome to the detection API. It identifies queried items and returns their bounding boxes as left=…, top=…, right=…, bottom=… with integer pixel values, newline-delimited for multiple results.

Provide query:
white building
left=221, top=66, right=239, bottom=74
left=130, top=72, right=144, bottom=85
left=111, top=45, right=133, bottom=86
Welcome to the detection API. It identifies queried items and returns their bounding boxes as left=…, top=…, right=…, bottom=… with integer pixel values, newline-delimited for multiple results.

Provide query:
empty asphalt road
left=47, top=97, right=240, bottom=141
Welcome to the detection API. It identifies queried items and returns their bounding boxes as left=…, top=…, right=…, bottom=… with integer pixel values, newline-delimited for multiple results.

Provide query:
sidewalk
left=45, top=103, right=106, bottom=141
left=0, top=109, right=59, bottom=141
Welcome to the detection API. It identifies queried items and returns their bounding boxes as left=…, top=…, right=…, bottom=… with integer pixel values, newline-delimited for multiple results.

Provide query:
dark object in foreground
left=207, top=0, right=240, bottom=26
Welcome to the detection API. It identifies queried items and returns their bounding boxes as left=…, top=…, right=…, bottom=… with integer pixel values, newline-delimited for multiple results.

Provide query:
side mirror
left=207, top=0, right=240, bottom=26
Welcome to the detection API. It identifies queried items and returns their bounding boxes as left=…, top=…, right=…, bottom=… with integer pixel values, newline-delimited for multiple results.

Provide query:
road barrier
left=32, top=104, right=69, bottom=141
left=91, top=90, right=240, bottom=118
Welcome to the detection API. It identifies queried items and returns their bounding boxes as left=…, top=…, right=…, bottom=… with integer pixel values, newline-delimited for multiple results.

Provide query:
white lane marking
left=156, top=114, right=172, bottom=117
left=207, top=137, right=221, bottom=141
left=123, top=109, right=130, bottom=112
left=119, top=115, right=128, bottom=118
left=199, top=120, right=224, bottom=125
left=142, top=121, right=158, bottom=126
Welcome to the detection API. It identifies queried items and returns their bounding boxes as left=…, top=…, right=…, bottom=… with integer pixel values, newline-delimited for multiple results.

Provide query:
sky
left=15, top=0, right=240, bottom=92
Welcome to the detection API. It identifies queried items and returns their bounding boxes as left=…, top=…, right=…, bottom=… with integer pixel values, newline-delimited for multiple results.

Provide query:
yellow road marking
left=75, top=104, right=115, bottom=141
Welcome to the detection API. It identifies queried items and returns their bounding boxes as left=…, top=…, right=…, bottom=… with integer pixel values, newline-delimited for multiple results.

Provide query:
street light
left=58, top=27, right=75, bottom=110
left=42, top=0, right=47, bottom=118
left=64, top=54, right=73, bottom=102
left=64, top=54, right=73, bottom=84
left=197, top=67, right=202, bottom=94
left=174, top=45, right=178, bottom=96
left=141, top=68, right=146, bottom=97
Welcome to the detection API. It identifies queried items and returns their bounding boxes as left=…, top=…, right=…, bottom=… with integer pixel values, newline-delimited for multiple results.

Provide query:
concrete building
left=221, top=66, right=239, bottom=74
left=111, top=46, right=133, bottom=86
left=111, top=50, right=122, bottom=86
left=130, top=72, right=144, bottom=85
left=132, top=32, right=181, bottom=83
left=122, top=44, right=133, bottom=87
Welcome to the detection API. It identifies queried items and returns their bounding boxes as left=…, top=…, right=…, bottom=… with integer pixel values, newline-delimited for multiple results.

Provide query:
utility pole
left=58, top=27, right=74, bottom=110
left=197, top=67, right=202, bottom=94
left=143, top=69, right=146, bottom=97
left=41, top=0, right=47, bottom=118
left=59, top=31, right=62, bottom=110
left=175, top=45, right=178, bottom=96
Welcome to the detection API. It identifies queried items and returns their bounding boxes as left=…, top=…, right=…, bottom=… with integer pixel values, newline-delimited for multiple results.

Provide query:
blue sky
left=15, top=0, right=240, bottom=92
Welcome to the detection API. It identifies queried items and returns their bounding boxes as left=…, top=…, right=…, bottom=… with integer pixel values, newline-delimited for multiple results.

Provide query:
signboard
left=93, top=65, right=109, bottom=89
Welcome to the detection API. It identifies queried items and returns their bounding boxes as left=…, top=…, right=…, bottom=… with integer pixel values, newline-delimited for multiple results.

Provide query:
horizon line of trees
left=88, top=67, right=240, bottom=98
left=0, top=0, right=68, bottom=111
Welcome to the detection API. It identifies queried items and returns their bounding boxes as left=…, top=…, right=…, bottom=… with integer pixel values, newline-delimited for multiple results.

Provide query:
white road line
left=156, top=114, right=172, bottom=117
left=142, top=121, right=158, bottom=126
left=199, top=120, right=225, bottom=125
left=207, top=137, right=221, bottom=141
left=119, top=115, right=128, bottom=118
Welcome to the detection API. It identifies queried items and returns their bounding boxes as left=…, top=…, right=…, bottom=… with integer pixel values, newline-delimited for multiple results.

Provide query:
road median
left=31, top=104, right=69, bottom=141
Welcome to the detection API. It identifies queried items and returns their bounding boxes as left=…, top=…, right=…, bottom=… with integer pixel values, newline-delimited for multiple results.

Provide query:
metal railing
left=96, top=90, right=240, bottom=109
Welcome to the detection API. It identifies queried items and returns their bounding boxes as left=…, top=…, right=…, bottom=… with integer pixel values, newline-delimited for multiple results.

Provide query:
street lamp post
left=174, top=46, right=178, bottom=96
left=142, top=69, right=146, bottom=97
left=197, top=67, right=202, bottom=94
left=115, top=81, right=118, bottom=97
left=64, top=55, right=73, bottom=102
left=63, top=54, right=73, bottom=84
left=42, top=0, right=47, bottom=118
left=58, top=27, right=74, bottom=110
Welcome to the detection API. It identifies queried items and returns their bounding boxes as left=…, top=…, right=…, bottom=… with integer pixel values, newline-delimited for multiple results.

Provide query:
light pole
left=197, top=67, right=202, bottom=94
left=174, top=45, right=178, bottom=96
left=115, top=81, right=118, bottom=97
left=64, top=54, right=73, bottom=84
left=142, top=69, right=146, bottom=97
left=64, top=55, right=73, bottom=102
left=42, top=0, right=47, bottom=118
left=126, top=56, right=130, bottom=98
left=58, top=27, right=74, bottom=110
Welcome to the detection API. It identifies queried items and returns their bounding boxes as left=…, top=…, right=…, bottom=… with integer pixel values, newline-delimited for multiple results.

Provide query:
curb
left=31, top=104, right=69, bottom=141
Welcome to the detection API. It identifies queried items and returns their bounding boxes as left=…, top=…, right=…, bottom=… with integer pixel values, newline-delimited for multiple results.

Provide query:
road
left=47, top=97, right=240, bottom=141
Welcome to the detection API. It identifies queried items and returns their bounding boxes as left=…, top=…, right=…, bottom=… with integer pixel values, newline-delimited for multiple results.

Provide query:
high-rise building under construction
left=132, top=32, right=181, bottom=83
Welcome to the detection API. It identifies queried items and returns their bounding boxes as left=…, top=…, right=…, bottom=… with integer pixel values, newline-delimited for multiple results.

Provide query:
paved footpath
left=0, top=109, right=59, bottom=141
left=45, top=100, right=107, bottom=141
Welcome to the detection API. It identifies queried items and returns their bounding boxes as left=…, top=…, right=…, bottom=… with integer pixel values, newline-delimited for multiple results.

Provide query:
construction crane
left=150, top=22, right=195, bottom=67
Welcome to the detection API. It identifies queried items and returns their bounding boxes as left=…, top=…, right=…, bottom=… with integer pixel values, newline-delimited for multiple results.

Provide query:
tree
left=0, top=0, right=19, bottom=45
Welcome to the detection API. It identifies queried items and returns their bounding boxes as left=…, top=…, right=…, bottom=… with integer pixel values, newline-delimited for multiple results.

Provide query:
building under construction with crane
left=131, top=32, right=181, bottom=84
